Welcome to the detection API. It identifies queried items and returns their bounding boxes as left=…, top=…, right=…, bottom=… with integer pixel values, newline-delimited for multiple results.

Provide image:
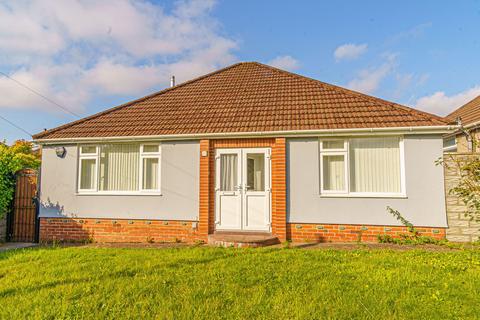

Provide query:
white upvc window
left=319, top=137, right=405, bottom=198
left=140, top=144, right=161, bottom=192
left=319, top=140, right=348, bottom=194
left=78, top=146, right=98, bottom=192
left=77, top=143, right=161, bottom=195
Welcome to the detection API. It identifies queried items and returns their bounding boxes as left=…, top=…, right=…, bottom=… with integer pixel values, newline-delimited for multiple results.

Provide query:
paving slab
left=0, top=242, right=38, bottom=252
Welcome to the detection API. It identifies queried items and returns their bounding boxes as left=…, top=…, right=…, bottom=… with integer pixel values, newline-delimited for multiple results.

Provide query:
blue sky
left=1, top=0, right=480, bottom=142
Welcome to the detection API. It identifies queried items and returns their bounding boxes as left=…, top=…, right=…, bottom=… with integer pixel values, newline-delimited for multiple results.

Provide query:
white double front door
left=215, top=148, right=271, bottom=232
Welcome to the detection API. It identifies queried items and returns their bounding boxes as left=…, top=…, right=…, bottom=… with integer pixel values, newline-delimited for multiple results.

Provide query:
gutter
left=463, top=119, right=480, bottom=130
left=445, top=118, right=480, bottom=135
left=455, top=118, right=475, bottom=152
left=34, top=125, right=457, bottom=145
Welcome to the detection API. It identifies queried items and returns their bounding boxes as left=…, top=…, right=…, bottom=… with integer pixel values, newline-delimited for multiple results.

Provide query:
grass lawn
left=1, top=246, right=480, bottom=319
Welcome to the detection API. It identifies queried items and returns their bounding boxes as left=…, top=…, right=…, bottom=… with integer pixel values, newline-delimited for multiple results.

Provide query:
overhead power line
left=0, top=114, right=33, bottom=137
left=0, top=70, right=81, bottom=118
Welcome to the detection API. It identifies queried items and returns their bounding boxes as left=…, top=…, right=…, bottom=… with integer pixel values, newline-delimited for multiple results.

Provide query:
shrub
left=0, top=140, right=40, bottom=219
left=378, top=207, right=446, bottom=245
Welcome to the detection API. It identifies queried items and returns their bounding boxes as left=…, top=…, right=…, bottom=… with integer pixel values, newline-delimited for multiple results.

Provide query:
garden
left=0, top=245, right=479, bottom=319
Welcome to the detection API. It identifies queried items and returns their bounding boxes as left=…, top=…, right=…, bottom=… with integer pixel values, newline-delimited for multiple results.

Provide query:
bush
left=378, top=207, right=446, bottom=245
left=0, top=140, right=40, bottom=218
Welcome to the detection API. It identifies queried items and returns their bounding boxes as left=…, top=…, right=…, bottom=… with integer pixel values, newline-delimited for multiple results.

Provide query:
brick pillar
left=271, top=138, right=287, bottom=241
left=198, top=139, right=211, bottom=241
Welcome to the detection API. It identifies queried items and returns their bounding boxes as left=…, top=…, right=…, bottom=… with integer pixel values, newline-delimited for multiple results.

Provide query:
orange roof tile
left=447, top=95, right=480, bottom=125
left=33, top=62, right=447, bottom=140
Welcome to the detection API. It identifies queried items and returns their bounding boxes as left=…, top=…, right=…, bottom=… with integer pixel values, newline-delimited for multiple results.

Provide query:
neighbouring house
left=444, top=95, right=480, bottom=152
left=33, top=62, right=454, bottom=244
left=441, top=95, right=480, bottom=242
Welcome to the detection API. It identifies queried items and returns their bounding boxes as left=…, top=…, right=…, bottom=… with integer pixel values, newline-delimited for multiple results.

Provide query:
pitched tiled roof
left=33, top=62, right=447, bottom=140
left=447, top=95, right=480, bottom=125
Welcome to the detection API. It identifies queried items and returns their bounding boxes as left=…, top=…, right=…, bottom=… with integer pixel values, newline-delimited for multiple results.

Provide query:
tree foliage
left=0, top=140, right=40, bottom=218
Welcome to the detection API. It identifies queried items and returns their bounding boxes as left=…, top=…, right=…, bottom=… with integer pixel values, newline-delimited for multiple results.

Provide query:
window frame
left=139, top=144, right=162, bottom=193
left=78, top=146, right=98, bottom=193
left=319, top=146, right=349, bottom=195
left=77, top=143, right=161, bottom=195
left=319, top=136, right=406, bottom=198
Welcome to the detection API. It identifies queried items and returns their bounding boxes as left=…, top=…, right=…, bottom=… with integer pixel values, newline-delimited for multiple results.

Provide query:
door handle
left=234, top=185, right=243, bottom=191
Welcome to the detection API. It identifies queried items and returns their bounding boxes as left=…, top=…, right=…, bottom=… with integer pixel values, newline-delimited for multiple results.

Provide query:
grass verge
left=1, top=246, right=479, bottom=319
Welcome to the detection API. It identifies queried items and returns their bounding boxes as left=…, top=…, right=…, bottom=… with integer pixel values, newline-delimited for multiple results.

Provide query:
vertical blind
left=322, top=155, right=345, bottom=191
left=99, top=144, right=140, bottom=191
left=349, top=137, right=401, bottom=193
left=220, top=154, right=237, bottom=191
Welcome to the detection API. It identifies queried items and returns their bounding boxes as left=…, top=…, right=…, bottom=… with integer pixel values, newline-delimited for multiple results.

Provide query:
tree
left=0, top=140, right=41, bottom=218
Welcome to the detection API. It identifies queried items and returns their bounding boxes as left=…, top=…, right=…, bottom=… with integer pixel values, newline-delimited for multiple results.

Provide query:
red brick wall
left=287, top=223, right=446, bottom=243
left=198, top=139, right=211, bottom=239
left=39, top=218, right=202, bottom=243
left=271, top=138, right=287, bottom=241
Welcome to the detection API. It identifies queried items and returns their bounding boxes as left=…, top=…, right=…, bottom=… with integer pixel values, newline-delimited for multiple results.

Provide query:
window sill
left=76, top=192, right=162, bottom=196
left=319, top=193, right=407, bottom=199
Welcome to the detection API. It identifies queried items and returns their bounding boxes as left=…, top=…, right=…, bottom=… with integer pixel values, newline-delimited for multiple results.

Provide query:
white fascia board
left=35, top=125, right=458, bottom=145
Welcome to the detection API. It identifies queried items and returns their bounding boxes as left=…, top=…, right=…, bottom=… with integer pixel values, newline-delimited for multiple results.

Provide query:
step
left=208, top=232, right=280, bottom=248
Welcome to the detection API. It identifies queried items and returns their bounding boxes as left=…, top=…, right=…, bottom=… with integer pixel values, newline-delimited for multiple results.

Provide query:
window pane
left=143, top=145, right=159, bottom=153
left=143, top=158, right=159, bottom=190
left=220, top=154, right=237, bottom=191
left=349, top=137, right=401, bottom=193
left=99, top=144, right=139, bottom=191
left=246, top=153, right=265, bottom=191
left=81, top=146, right=96, bottom=154
left=443, top=137, right=456, bottom=148
left=323, top=140, right=344, bottom=149
left=80, top=159, right=96, bottom=190
left=323, top=155, right=345, bottom=191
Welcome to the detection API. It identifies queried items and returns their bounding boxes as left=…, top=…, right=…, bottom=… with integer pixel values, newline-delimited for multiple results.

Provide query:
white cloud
left=347, top=54, right=396, bottom=94
left=334, top=43, right=368, bottom=61
left=267, top=55, right=300, bottom=71
left=83, top=61, right=166, bottom=96
left=0, top=0, right=238, bottom=112
left=0, top=65, right=88, bottom=112
left=415, top=86, right=480, bottom=116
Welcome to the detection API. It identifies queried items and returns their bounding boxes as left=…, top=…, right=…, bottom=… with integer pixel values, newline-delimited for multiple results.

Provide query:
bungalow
left=33, top=62, right=454, bottom=245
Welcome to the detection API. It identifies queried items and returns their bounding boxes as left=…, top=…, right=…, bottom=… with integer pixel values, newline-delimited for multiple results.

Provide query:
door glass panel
left=246, top=153, right=265, bottom=191
left=220, top=154, right=238, bottom=191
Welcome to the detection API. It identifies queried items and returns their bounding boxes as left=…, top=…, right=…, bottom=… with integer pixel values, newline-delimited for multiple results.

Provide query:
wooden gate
left=7, top=169, right=38, bottom=242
